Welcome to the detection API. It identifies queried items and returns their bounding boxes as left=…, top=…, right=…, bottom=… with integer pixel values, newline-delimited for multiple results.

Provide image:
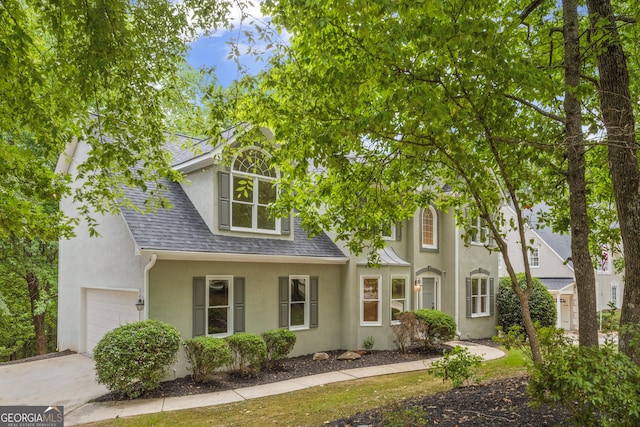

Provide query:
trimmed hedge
left=262, top=328, right=296, bottom=368
left=184, top=336, right=232, bottom=383
left=413, top=309, right=456, bottom=349
left=497, top=274, right=556, bottom=331
left=225, top=333, right=267, bottom=376
left=93, top=319, right=181, bottom=399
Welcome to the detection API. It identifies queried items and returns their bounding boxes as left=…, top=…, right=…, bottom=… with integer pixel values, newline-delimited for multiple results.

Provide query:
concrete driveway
left=0, top=353, right=108, bottom=413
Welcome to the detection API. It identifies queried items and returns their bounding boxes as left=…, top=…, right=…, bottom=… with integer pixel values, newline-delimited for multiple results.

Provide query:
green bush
left=412, top=309, right=456, bottom=350
left=529, top=339, right=640, bottom=426
left=184, top=336, right=232, bottom=383
left=497, top=274, right=556, bottom=331
left=431, top=345, right=483, bottom=388
left=93, top=319, right=181, bottom=399
left=363, top=336, right=375, bottom=352
left=262, top=328, right=296, bottom=368
left=225, top=333, right=267, bottom=376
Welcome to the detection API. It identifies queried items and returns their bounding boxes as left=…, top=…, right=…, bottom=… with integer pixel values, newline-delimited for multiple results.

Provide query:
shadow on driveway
left=0, top=353, right=108, bottom=412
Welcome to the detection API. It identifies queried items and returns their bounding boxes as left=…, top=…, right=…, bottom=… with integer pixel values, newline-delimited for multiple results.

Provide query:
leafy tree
left=0, top=0, right=232, bottom=238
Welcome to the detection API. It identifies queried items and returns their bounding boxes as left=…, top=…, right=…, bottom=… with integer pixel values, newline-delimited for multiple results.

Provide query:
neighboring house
left=57, top=128, right=498, bottom=376
left=499, top=205, right=623, bottom=331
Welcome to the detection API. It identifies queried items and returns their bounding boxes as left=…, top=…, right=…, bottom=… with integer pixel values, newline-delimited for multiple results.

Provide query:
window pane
left=481, top=296, right=487, bottom=312
left=258, top=180, right=276, bottom=204
left=363, top=301, right=379, bottom=322
left=209, top=280, right=229, bottom=306
left=423, top=209, right=433, bottom=246
left=391, top=278, right=406, bottom=299
left=290, top=302, right=305, bottom=326
left=481, top=279, right=487, bottom=295
left=233, top=176, right=253, bottom=202
left=208, top=307, right=228, bottom=335
left=391, top=301, right=405, bottom=321
left=472, top=279, right=479, bottom=295
left=232, top=202, right=252, bottom=228
left=290, top=278, right=306, bottom=302
left=363, top=278, right=379, bottom=299
left=257, top=206, right=276, bottom=230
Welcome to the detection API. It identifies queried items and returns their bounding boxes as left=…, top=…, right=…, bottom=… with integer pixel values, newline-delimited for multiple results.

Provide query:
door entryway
left=419, top=276, right=440, bottom=310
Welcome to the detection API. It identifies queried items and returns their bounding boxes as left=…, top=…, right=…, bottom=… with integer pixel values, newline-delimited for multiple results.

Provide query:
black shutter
left=234, top=277, right=245, bottom=333
left=489, top=278, right=495, bottom=316
left=279, top=277, right=289, bottom=328
left=466, top=277, right=472, bottom=318
left=310, top=276, right=319, bottom=328
left=395, top=222, right=402, bottom=241
left=193, top=277, right=206, bottom=337
left=219, top=171, right=230, bottom=230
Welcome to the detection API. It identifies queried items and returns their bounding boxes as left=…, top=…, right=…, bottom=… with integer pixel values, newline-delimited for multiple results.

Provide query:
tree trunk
left=26, top=272, right=47, bottom=355
left=563, top=0, right=599, bottom=348
left=586, top=0, right=640, bottom=361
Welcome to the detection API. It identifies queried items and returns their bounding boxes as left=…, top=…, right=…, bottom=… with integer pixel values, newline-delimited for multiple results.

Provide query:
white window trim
left=421, top=206, right=438, bottom=249
left=360, top=275, right=382, bottom=326
left=390, top=275, right=409, bottom=325
left=470, top=275, right=490, bottom=318
left=528, top=247, right=540, bottom=268
left=230, top=148, right=280, bottom=234
left=206, top=275, right=234, bottom=337
left=382, top=223, right=396, bottom=241
left=289, top=275, right=310, bottom=331
left=611, top=284, right=618, bottom=306
left=470, top=216, right=489, bottom=246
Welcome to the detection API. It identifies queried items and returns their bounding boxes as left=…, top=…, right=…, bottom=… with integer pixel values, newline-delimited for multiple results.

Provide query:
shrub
left=431, top=345, right=483, bottom=388
left=391, top=312, right=422, bottom=353
left=93, top=319, right=181, bottom=399
left=363, top=336, right=375, bottom=352
left=529, top=338, right=640, bottom=426
left=412, top=309, right=456, bottom=350
left=184, top=336, right=232, bottom=383
left=497, top=274, right=556, bottom=331
left=262, top=328, right=296, bottom=368
left=225, top=333, right=267, bottom=376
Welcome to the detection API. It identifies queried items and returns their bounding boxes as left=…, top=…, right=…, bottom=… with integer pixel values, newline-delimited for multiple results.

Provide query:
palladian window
left=231, top=148, right=279, bottom=232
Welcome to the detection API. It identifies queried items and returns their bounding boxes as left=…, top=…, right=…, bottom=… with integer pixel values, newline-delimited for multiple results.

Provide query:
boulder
left=337, top=351, right=362, bottom=361
left=312, top=352, right=329, bottom=361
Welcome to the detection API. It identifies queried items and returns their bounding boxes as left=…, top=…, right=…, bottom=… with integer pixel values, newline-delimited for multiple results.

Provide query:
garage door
left=85, top=288, right=140, bottom=354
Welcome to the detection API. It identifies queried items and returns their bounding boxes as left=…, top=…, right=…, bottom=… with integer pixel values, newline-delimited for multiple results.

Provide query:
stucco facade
left=57, top=136, right=499, bottom=378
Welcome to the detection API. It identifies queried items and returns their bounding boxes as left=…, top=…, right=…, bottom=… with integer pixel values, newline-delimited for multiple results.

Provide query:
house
left=499, top=205, right=623, bottom=331
left=57, top=128, right=499, bottom=376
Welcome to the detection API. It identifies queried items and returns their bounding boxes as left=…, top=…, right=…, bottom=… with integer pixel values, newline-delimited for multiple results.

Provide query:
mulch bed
left=330, top=375, right=572, bottom=426
left=91, top=346, right=444, bottom=402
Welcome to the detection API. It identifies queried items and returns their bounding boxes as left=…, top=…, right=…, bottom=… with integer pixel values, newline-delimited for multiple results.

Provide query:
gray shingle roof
left=121, top=179, right=346, bottom=259
left=538, top=278, right=575, bottom=291
left=528, top=204, right=573, bottom=267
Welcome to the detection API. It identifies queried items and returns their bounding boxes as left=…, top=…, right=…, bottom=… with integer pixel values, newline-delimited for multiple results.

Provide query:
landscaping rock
left=313, top=352, right=329, bottom=361
left=337, top=351, right=361, bottom=361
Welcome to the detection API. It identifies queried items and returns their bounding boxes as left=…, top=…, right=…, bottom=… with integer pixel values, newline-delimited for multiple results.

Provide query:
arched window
left=422, top=206, right=438, bottom=249
left=231, top=148, right=278, bottom=232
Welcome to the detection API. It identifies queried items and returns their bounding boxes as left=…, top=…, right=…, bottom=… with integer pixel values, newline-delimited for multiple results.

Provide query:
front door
left=420, top=277, right=439, bottom=310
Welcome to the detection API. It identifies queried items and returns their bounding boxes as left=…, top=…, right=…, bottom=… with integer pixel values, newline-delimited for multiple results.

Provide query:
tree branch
left=505, top=94, right=565, bottom=123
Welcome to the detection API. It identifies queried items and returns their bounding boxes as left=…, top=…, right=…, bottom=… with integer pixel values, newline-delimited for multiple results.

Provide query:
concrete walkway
left=65, top=342, right=504, bottom=426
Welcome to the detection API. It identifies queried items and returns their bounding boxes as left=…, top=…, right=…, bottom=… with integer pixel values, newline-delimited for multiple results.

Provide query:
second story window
left=528, top=247, right=540, bottom=267
left=231, top=148, right=279, bottom=232
left=470, top=215, right=490, bottom=245
left=422, top=206, right=438, bottom=249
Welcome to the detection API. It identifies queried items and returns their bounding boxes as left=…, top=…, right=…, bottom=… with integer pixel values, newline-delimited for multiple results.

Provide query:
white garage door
left=86, top=289, right=140, bottom=354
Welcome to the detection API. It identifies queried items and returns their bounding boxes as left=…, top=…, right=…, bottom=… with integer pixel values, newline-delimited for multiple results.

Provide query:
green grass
left=84, top=348, right=528, bottom=427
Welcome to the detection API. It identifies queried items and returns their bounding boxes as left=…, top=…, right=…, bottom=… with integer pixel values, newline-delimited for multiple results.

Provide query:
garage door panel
left=86, top=289, right=140, bottom=354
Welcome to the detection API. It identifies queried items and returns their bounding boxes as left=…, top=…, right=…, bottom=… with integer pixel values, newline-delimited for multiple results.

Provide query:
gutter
left=143, top=253, right=157, bottom=321
left=139, top=249, right=349, bottom=265
left=454, top=225, right=462, bottom=339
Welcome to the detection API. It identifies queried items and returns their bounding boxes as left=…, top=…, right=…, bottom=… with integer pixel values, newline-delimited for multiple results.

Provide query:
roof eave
left=139, top=249, right=349, bottom=265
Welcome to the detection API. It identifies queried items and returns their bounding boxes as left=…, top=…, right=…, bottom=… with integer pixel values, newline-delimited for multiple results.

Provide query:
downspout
left=454, top=226, right=461, bottom=339
left=143, top=253, right=157, bottom=321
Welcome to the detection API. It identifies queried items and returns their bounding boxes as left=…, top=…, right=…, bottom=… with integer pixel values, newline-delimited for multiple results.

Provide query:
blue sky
left=185, top=3, right=273, bottom=87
